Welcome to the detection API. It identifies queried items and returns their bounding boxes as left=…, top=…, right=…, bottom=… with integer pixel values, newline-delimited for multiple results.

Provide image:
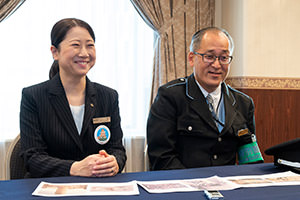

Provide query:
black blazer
left=147, top=74, right=262, bottom=170
left=20, top=74, right=126, bottom=178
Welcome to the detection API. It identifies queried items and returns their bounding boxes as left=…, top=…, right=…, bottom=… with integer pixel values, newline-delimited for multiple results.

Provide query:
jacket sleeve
left=147, top=86, right=186, bottom=170
left=20, top=88, right=74, bottom=178
left=104, top=91, right=127, bottom=172
left=237, top=96, right=264, bottom=164
left=247, top=98, right=256, bottom=136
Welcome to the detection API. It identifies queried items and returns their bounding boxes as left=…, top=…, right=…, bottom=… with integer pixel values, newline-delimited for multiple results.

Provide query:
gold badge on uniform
left=238, top=128, right=249, bottom=137
left=93, top=116, right=111, bottom=124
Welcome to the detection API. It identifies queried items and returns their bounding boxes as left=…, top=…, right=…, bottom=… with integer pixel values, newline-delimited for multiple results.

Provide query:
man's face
left=188, top=31, right=231, bottom=93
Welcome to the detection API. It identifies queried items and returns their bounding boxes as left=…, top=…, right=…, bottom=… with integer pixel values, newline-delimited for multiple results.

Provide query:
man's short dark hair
left=190, top=27, right=234, bottom=55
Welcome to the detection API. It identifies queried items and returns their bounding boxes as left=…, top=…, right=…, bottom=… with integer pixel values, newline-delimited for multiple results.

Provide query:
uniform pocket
left=232, top=124, right=253, bottom=144
left=177, top=120, right=207, bottom=137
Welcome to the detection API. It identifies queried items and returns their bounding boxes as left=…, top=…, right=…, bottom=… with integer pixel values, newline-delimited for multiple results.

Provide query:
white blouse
left=70, top=104, right=85, bottom=135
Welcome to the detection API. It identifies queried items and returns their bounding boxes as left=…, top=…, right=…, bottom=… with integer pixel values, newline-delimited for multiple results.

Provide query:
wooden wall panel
left=237, top=89, right=300, bottom=163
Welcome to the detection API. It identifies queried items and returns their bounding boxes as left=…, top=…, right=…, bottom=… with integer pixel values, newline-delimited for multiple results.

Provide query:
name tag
left=93, top=116, right=111, bottom=124
left=238, top=128, right=249, bottom=137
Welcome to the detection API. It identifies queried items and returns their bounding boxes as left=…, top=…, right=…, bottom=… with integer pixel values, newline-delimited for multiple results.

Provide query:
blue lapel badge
left=94, top=125, right=111, bottom=145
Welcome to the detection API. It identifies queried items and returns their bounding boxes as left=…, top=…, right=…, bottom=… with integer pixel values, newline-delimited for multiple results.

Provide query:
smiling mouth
left=76, top=61, right=89, bottom=64
left=209, top=71, right=222, bottom=75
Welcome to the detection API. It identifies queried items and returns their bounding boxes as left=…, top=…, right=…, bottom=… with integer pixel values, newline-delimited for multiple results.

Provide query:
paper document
left=138, top=171, right=300, bottom=194
left=32, top=171, right=300, bottom=196
left=137, top=176, right=239, bottom=193
left=225, top=171, right=300, bottom=188
left=32, top=181, right=139, bottom=197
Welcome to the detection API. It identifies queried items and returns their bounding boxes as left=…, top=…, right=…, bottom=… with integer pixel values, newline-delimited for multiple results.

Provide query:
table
left=0, top=163, right=299, bottom=199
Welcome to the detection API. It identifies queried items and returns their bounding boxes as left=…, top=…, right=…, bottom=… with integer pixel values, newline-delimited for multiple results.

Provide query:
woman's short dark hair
left=49, top=18, right=96, bottom=79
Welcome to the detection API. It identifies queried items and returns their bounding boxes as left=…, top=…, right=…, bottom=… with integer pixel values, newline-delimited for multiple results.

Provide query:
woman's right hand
left=70, top=154, right=105, bottom=177
left=69, top=151, right=119, bottom=177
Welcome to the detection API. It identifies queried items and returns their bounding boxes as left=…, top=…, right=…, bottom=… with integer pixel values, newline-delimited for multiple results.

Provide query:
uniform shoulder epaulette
left=165, top=77, right=187, bottom=88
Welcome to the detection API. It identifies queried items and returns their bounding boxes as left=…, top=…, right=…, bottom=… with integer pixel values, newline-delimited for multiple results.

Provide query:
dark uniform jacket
left=147, top=74, right=261, bottom=170
left=20, top=74, right=126, bottom=178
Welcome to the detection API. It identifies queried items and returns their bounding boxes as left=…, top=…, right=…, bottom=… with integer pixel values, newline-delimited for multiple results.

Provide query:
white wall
left=217, top=0, right=300, bottom=78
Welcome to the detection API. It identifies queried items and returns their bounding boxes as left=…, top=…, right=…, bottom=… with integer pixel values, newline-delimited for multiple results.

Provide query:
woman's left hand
left=92, top=150, right=119, bottom=177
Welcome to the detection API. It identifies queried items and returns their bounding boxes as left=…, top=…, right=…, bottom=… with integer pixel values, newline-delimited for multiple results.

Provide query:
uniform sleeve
left=238, top=97, right=264, bottom=164
left=20, top=88, right=74, bottom=178
left=147, top=86, right=186, bottom=170
left=247, top=98, right=256, bottom=136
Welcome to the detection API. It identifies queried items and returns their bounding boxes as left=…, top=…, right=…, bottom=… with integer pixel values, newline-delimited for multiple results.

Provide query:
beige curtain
left=0, top=0, right=26, bottom=180
left=130, top=0, right=215, bottom=102
left=0, top=0, right=26, bottom=22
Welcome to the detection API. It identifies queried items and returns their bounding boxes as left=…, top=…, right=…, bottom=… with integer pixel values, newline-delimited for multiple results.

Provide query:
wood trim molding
left=226, top=76, right=300, bottom=90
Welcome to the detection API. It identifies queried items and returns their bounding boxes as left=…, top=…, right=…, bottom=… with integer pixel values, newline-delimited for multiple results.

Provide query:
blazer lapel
left=48, top=74, right=83, bottom=151
left=220, top=83, right=237, bottom=135
left=80, top=78, right=96, bottom=137
left=187, top=75, right=218, bottom=131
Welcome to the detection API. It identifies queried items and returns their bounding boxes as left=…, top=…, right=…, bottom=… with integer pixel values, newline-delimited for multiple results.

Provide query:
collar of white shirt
left=195, top=79, right=222, bottom=112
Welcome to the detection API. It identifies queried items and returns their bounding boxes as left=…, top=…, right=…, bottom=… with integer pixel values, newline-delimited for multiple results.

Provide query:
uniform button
left=180, top=78, right=185, bottom=81
left=213, top=155, right=218, bottom=160
left=218, top=137, right=222, bottom=142
left=187, top=126, right=192, bottom=131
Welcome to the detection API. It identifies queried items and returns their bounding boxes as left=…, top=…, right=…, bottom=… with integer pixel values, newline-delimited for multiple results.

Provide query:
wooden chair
left=5, top=134, right=27, bottom=179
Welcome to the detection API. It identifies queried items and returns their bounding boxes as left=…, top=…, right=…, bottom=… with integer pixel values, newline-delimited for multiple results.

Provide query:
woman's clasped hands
left=70, top=150, right=119, bottom=177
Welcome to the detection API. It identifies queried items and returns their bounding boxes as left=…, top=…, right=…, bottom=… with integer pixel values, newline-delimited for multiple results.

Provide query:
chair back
left=5, top=134, right=27, bottom=179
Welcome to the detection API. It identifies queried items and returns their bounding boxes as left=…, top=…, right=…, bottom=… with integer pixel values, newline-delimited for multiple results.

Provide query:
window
left=0, top=0, right=153, bottom=140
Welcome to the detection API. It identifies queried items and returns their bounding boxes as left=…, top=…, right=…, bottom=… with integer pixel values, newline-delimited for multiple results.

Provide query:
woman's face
left=51, top=26, right=96, bottom=79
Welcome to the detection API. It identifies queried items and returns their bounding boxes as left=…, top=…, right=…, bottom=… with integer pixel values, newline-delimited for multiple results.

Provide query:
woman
left=20, top=18, right=126, bottom=178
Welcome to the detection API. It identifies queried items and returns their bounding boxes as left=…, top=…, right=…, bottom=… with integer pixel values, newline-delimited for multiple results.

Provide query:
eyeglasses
left=193, top=52, right=233, bottom=64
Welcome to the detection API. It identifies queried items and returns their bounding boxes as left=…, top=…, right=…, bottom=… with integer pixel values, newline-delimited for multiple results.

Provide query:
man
left=147, top=27, right=264, bottom=170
